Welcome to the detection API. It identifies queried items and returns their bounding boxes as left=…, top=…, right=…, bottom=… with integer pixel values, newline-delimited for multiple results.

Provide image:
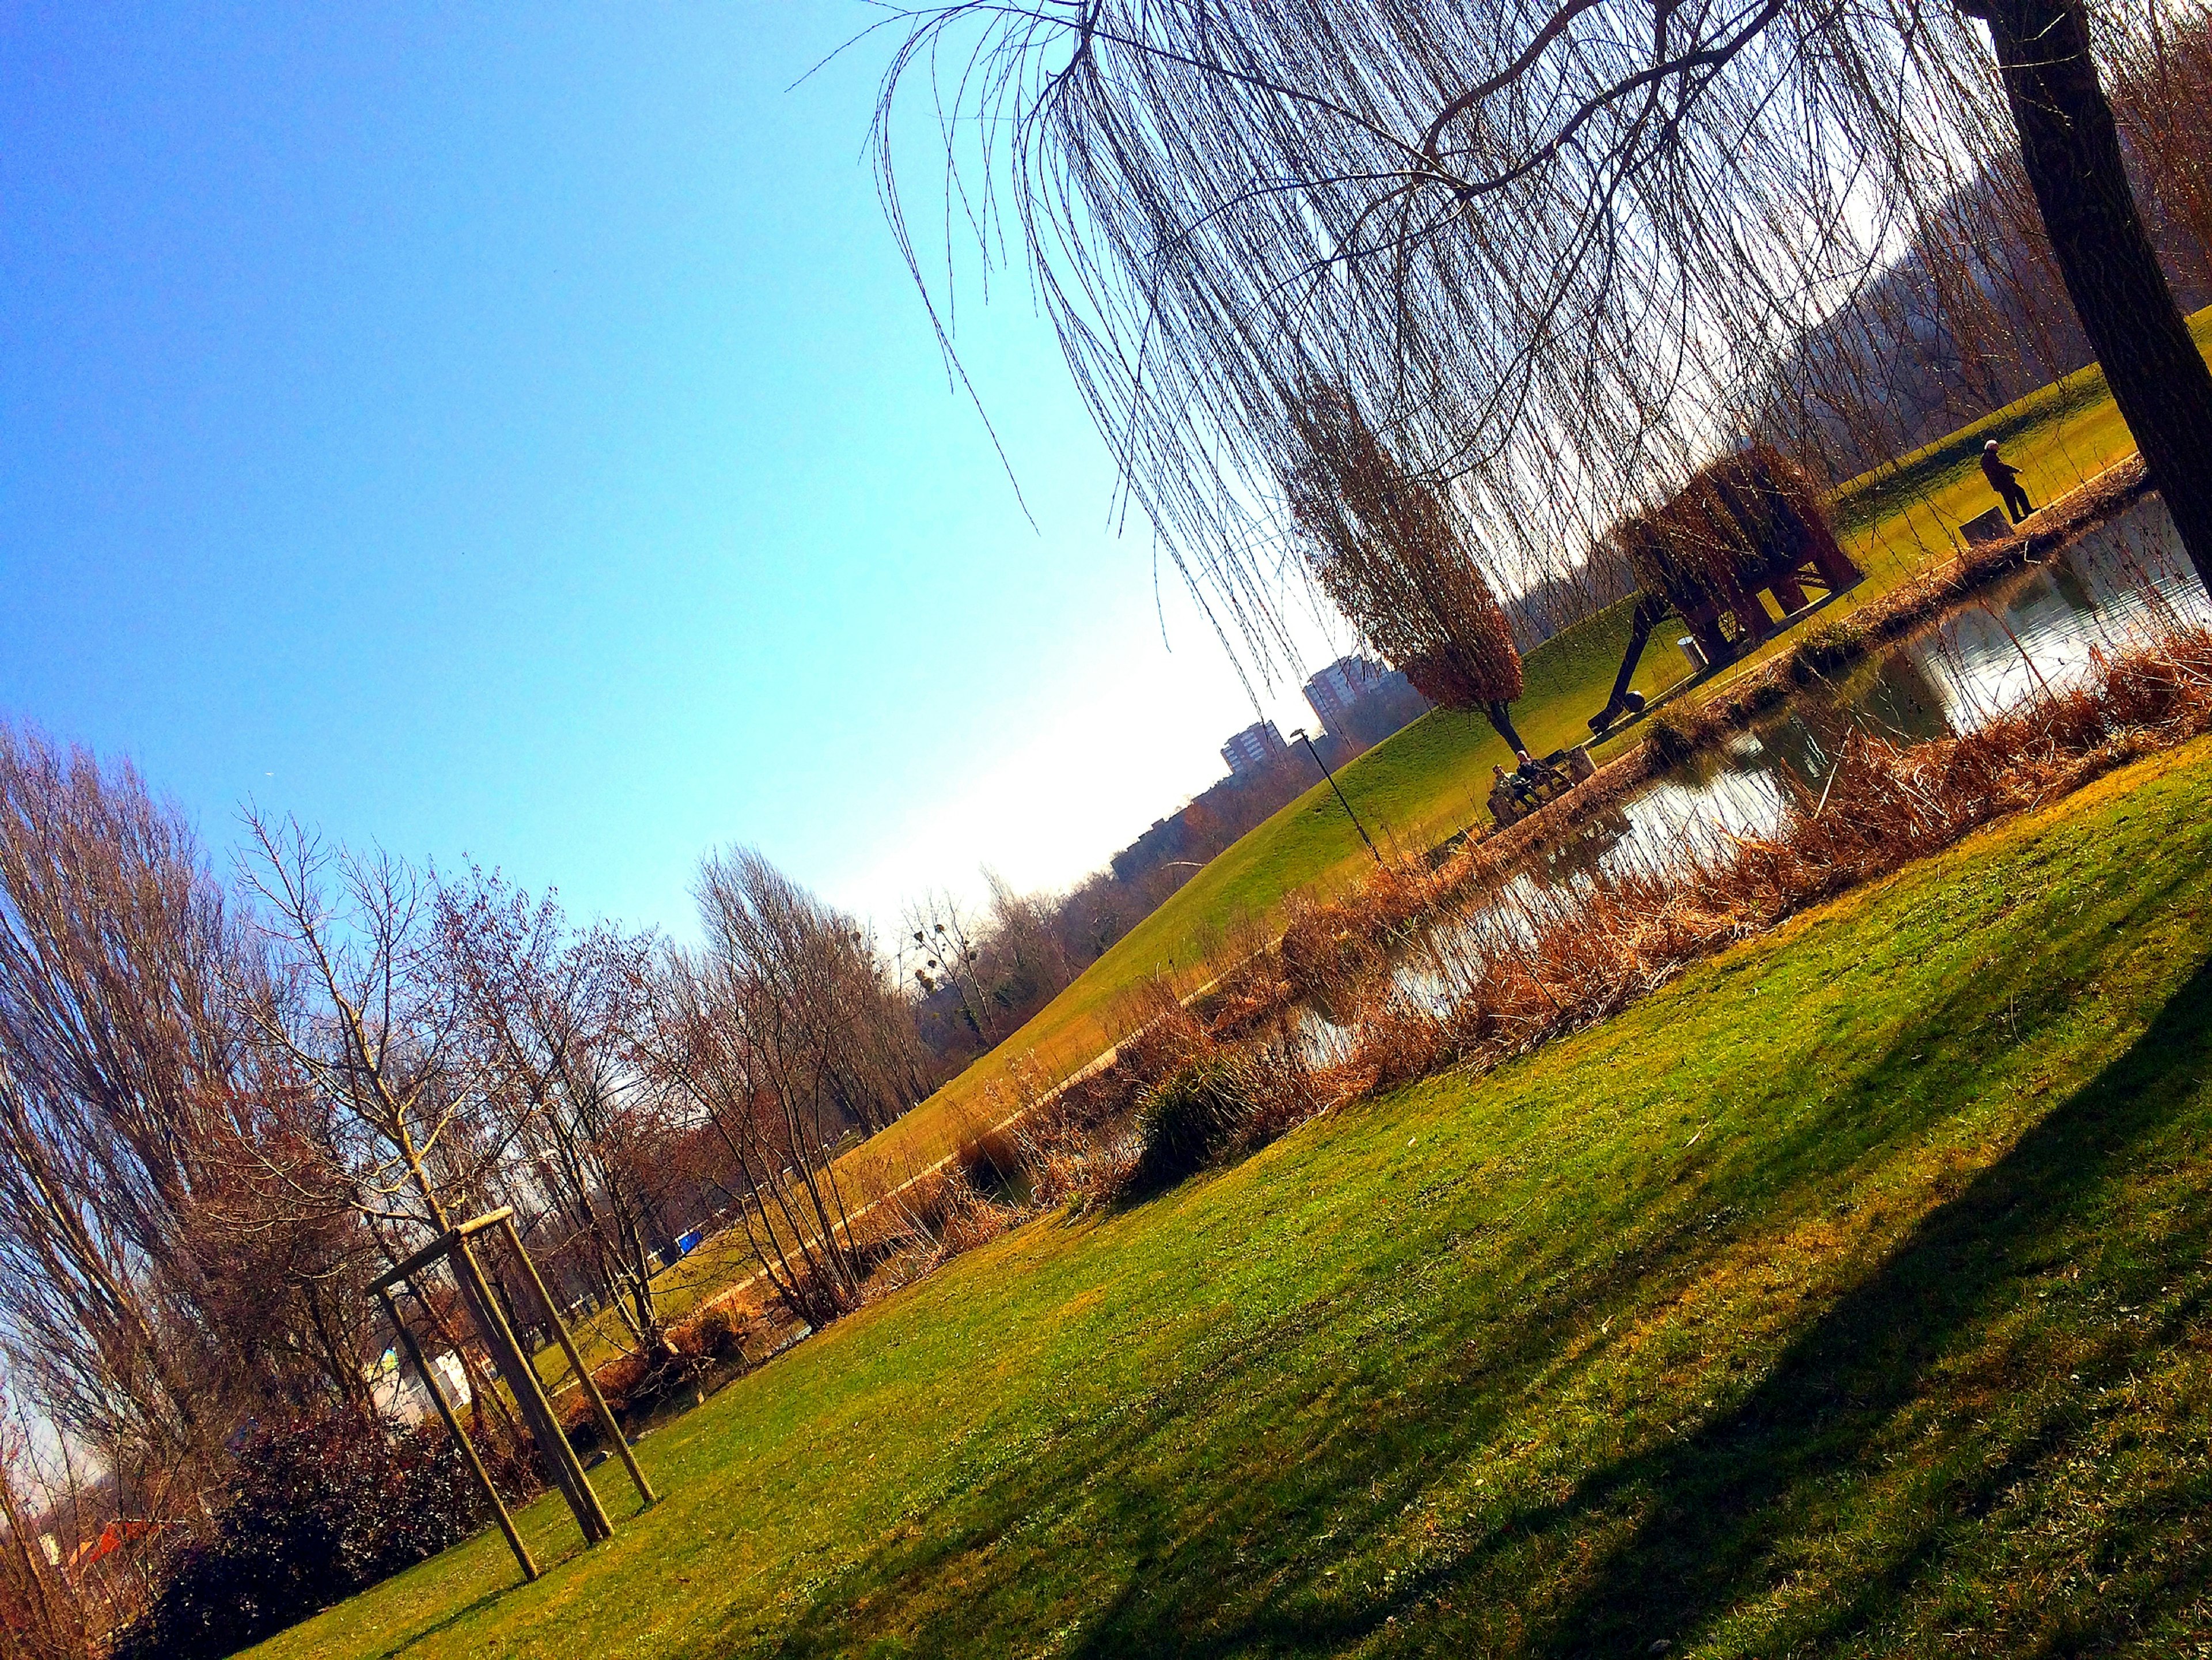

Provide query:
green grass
left=260, top=733, right=2212, bottom=1658
left=551, top=594, right=1676, bottom=1375
left=611, top=306, right=2205, bottom=1356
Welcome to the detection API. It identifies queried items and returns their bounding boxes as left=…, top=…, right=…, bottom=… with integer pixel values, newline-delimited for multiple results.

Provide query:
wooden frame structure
left=370, top=1207, right=657, bottom=1583
left=1586, top=452, right=1868, bottom=738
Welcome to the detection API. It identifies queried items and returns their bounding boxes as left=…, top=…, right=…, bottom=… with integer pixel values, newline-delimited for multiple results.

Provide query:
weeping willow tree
left=1283, top=383, right=1531, bottom=754
left=1613, top=444, right=1855, bottom=621
left=872, top=0, right=2212, bottom=669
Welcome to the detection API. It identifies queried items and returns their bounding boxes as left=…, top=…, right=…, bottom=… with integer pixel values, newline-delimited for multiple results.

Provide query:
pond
left=1559, top=490, right=2200, bottom=881
left=1298, top=491, right=2202, bottom=1045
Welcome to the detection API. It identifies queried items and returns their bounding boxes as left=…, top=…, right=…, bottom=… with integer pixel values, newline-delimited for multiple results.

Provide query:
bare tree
left=234, top=818, right=508, bottom=1241
left=2109, top=7, right=2212, bottom=262
left=978, top=868, right=1079, bottom=1015
left=642, top=850, right=922, bottom=1322
left=0, top=1414, right=88, bottom=1660
left=873, top=0, right=2212, bottom=657
left=431, top=865, right=683, bottom=1362
left=0, top=728, right=387, bottom=1579
left=904, top=891, right=1003, bottom=1048
left=231, top=816, right=545, bottom=1464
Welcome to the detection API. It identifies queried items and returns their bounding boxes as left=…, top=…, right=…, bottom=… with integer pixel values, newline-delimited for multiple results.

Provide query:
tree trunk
left=1976, top=0, right=2212, bottom=592
left=1483, top=701, right=1531, bottom=757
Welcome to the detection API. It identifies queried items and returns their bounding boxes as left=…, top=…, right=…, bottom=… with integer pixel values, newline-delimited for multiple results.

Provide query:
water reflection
left=1331, top=493, right=2201, bottom=1030
left=1603, top=491, right=2199, bottom=876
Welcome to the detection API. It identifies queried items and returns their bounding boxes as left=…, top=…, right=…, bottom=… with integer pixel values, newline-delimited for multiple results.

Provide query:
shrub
left=1109, top=990, right=1210, bottom=1085
left=1789, top=618, right=1859, bottom=685
left=590, top=1352, right=651, bottom=1421
left=112, top=1412, right=530, bottom=1660
left=690, top=1306, right=747, bottom=1363
left=1643, top=706, right=1698, bottom=768
left=1128, top=1056, right=1253, bottom=1193
left=956, top=1122, right=1023, bottom=1192
left=1226, top=1043, right=1326, bottom=1151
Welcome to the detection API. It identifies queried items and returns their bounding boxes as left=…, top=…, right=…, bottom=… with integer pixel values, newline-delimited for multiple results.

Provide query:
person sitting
left=1981, top=440, right=2033, bottom=524
left=1488, top=763, right=1534, bottom=822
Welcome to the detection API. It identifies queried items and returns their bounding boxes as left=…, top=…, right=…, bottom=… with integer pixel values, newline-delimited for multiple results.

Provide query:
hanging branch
left=872, top=0, right=2212, bottom=664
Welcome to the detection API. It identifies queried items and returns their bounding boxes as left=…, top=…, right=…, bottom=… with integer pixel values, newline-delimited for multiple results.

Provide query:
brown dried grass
left=762, top=574, right=2209, bottom=1338
left=1392, top=460, right=2156, bottom=892
left=1302, top=619, right=2212, bottom=1106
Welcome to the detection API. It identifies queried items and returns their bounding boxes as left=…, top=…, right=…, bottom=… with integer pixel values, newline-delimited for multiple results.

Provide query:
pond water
left=1550, top=490, right=2200, bottom=882
left=1298, top=491, right=2202, bottom=1043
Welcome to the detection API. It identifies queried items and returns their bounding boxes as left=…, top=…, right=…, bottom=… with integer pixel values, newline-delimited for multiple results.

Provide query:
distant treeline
left=900, top=670, right=1432, bottom=1075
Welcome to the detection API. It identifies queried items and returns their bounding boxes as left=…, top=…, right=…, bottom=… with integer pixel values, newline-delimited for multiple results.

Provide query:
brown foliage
left=644, top=848, right=931, bottom=1326
left=1648, top=457, right=2152, bottom=765
left=1300, top=625, right=2212, bottom=1106
left=0, top=729, right=389, bottom=1624
left=1284, top=384, right=1524, bottom=708
left=1611, top=444, right=1848, bottom=615
left=876, top=0, right=2212, bottom=682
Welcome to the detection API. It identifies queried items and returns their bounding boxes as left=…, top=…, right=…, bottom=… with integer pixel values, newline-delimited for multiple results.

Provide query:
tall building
left=1302, top=655, right=1390, bottom=734
left=1221, top=719, right=1289, bottom=777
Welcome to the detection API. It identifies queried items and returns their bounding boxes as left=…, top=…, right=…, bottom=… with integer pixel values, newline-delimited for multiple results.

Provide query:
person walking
left=1982, top=440, right=2034, bottom=523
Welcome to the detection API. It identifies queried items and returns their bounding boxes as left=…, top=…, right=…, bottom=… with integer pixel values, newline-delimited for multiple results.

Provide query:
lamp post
left=1291, top=728, right=1382, bottom=867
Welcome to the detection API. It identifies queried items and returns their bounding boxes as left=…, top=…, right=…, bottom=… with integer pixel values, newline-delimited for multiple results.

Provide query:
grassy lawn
left=262, top=732, right=2212, bottom=1658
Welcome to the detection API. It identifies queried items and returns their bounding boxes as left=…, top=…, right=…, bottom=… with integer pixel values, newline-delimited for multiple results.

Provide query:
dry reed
left=700, top=568, right=2211, bottom=1348
left=1300, top=617, right=2212, bottom=1106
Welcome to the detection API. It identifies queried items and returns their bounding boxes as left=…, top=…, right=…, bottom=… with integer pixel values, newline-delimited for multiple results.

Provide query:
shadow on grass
left=368, top=1584, right=513, bottom=1660
left=365, top=1493, right=640, bottom=1660
left=1150, top=956, right=2212, bottom=1659
left=754, top=854, right=2212, bottom=1659
left=1506, top=951, right=2212, bottom=1654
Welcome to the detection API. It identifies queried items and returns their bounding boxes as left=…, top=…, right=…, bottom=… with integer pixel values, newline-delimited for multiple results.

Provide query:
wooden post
left=495, top=1214, right=657, bottom=1508
left=378, top=1285, right=537, bottom=1583
left=452, top=1236, right=615, bottom=1544
left=369, top=1212, right=622, bottom=1551
left=1767, top=571, right=1811, bottom=615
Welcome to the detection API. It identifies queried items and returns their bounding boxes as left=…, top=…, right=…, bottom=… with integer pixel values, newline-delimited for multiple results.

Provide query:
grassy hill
left=260, top=733, right=2212, bottom=1658
left=838, top=316, right=2190, bottom=1185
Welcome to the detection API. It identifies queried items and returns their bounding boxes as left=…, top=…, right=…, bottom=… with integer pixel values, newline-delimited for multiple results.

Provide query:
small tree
left=904, top=891, right=1002, bottom=1049
left=1284, top=384, right=1531, bottom=754
left=232, top=816, right=600, bottom=1538
left=431, top=866, right=681, bottom=1364
left=641, top=849, right=917, bottom=1324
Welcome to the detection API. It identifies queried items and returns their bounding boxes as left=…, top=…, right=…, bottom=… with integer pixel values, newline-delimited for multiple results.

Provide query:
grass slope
left=264, top=733, right=2212, bottom=1658
left=844, top=311, right=2208, bottom=1183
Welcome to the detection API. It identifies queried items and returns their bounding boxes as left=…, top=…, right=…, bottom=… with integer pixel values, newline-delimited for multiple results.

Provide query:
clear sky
left=0, top=5, right=1353, bottom=940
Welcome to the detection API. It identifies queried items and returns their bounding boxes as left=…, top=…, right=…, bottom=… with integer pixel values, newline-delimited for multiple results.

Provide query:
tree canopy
left=875, top=0, right=2210, bottom=657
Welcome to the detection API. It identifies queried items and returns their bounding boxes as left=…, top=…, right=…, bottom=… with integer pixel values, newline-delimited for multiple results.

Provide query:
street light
left=1290, top=728, right=1382, bottom=866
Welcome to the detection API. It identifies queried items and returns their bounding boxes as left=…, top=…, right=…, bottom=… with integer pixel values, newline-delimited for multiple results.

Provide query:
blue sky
left=0, top=5, right=1352, bottom=937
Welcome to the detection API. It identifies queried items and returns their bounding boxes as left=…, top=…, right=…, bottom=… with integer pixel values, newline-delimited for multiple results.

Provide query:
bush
left=1643, top=706, right=1699, bottom=768
left=1128, top=1056, right=1252, bottom=1193
left=690, top=1306, right=748, bottom=1363
left=589, top=1340, right=717, bottom=1425
left=112, top=1412, right=530, bottom=1660
left=1789, top=618, right=1859, bottom=685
